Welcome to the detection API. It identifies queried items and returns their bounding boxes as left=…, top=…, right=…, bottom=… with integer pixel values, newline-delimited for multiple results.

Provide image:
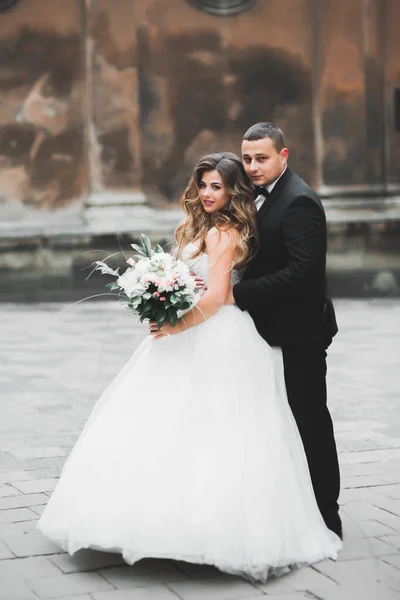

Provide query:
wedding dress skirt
left=38, top=250, right=341, bottom=581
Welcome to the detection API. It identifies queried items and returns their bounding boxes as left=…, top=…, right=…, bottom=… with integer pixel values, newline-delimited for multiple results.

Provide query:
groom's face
left=241, top=137, right=288, bottom=187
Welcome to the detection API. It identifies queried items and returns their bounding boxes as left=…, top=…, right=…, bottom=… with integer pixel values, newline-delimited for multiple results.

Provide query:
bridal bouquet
left=92, top=235, right=197, bottom=329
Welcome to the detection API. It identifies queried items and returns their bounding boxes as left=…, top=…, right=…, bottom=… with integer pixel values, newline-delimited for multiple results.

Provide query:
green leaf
left=167, top=306, right=178, bottom=322
left=141, top=234, right=152, bottom=258
left=180, top=301, right=192, bottom=310
left=142, top=292, right=152, bottom=300
left=141, top=304, right=153, bottom=318
left=169, top=313, right=178, bottom=327
left=156, top=314, right=166, bottom=329
left=154, top=244, right=163, bottom=253
left=130, top=243, right=147, bottom=257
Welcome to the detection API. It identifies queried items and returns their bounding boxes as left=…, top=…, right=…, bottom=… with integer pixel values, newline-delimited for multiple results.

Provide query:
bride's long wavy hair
left=175, top=152, right=258, bottom=268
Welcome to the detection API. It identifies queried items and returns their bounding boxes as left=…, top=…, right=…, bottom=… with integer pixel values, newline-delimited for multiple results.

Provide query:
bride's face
left=198, top=170, right=231, bottom=214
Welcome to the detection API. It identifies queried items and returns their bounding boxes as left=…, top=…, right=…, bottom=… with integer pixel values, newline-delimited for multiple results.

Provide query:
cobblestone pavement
left=1, top=299, right=400, bottom=600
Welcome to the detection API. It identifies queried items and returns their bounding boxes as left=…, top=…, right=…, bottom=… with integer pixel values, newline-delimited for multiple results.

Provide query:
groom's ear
left=281, top=148, right=289, bottom=162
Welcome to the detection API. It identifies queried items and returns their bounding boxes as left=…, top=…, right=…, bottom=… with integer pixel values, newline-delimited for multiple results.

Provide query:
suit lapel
left=256, top=191, right=277, bottom=223
left=256, top=166, right=293, bottom=223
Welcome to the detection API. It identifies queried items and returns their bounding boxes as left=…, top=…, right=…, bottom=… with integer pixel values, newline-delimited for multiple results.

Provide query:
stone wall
left=0, top=0, right=399, bottom=297
left=0, top=1, right=86, bottom=217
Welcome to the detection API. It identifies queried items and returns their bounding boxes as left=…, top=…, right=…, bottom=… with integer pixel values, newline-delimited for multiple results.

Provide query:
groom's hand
left=225, top=286, right=235, bottom=305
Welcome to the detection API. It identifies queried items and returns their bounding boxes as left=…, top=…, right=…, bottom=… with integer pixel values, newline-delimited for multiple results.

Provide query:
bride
left=37, top=152, right=341, bottom=582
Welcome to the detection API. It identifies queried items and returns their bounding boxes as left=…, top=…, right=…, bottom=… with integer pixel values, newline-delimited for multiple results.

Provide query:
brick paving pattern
left=0, top=299, right=399, bottom=599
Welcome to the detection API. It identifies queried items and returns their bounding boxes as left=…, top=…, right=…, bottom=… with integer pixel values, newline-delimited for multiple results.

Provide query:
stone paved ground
left=0, top=299, right=400, bottom=600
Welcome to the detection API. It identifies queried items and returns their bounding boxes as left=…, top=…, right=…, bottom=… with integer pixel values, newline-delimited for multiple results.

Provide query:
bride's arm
left=152, top=228, right=236, bottom=338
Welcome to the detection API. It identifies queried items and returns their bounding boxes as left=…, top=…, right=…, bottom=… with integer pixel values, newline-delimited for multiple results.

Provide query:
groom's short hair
left=243, top=122, right=286, bottom=152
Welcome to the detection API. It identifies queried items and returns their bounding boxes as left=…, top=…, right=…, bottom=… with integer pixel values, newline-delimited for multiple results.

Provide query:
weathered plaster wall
left=0, top=0, right=399, bottom=240
left=0, top=0, right=86, bottom=216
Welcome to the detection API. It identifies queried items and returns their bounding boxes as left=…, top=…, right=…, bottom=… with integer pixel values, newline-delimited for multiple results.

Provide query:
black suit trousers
left=282, top=342, right=341, bottom=534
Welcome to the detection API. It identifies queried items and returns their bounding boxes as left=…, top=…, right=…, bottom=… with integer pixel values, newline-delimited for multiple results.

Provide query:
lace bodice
left=182, top=243, right=243, bottom=285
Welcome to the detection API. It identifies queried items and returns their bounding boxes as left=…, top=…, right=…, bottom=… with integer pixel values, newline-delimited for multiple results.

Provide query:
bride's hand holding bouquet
left=92, top=235, right=197, bottom=332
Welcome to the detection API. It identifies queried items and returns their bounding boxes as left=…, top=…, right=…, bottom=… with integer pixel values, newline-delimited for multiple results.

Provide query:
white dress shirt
left=254, top=165, right=287, bottom=212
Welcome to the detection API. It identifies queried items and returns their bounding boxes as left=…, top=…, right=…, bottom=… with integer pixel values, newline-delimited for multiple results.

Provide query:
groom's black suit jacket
left=233, top=166, right=338, bottom=347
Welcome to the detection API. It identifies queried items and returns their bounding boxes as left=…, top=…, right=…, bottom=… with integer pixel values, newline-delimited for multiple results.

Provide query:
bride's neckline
left=185, top=241, right=203, bottom=254
left=181, top=242, right=209, bottom=265
left=187, top=240, right=200, bottom=249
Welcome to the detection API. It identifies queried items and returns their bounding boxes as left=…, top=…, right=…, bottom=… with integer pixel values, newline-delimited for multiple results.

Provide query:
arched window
left=188, top=0, right=255, bottom=16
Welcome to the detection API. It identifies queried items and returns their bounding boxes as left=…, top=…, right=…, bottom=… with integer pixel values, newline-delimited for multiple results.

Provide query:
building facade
left=0, top=0, right=399, bottom=295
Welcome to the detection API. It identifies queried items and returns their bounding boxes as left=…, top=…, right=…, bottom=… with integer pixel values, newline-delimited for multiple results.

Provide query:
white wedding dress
left=38, top=244, right=341, bottom=581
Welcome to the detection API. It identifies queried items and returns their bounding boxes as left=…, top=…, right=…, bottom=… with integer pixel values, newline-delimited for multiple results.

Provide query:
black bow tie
left=253, top=186, right=269, bottom=200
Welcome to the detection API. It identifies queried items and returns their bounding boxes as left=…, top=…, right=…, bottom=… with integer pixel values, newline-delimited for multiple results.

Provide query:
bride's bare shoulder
left=206, top=226, right=238, bottom=245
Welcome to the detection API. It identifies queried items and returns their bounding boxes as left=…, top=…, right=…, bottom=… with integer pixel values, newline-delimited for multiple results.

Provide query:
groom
left=227, top=122, right=342, bottom=539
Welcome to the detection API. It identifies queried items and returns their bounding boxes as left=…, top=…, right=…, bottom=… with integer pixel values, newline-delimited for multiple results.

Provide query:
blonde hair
left=175, top=152, right=258, bottom=268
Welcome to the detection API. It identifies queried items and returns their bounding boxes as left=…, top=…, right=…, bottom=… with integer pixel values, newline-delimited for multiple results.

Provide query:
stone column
left=317, top=0, right=386, bottom=195
left=384, top=0, right=400, bottom=191
left=83, top=0, right=150, bottom=234
left=0, top=0, right=87, bottom=237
